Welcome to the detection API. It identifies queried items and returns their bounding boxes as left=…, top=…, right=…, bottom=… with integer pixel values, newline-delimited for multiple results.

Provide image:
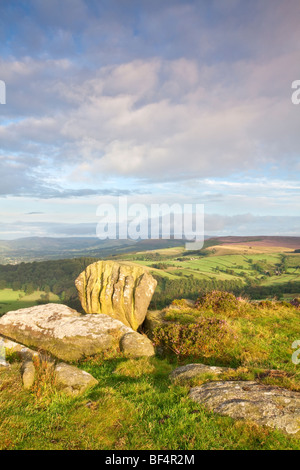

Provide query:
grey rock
left=0, top=304, right=154, bottom=361
left=0, top=359, right=9, bottom=368
left=170, top=363, right=231, bottom=382
left=0, top=336, right=40, bottom=361
left=120, top=332, right=155, bottom=357
left=55, top=363, right=98, bottom=396
left=190, top=381, right=300, bottom=435
left=22, top=360, right=36, bottom=389
left=143, top=310, right=166, bottom=337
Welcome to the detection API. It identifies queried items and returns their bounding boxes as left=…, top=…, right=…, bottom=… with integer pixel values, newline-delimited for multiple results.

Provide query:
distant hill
left=207, top=236, right=300, bottom=250
left=0, top=237, right=186, bottom=264
left=0, top=235, right=299, bottom=264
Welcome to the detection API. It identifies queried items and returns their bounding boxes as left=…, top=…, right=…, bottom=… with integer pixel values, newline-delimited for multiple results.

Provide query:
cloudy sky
left=0, top=0, right=299, bottom=239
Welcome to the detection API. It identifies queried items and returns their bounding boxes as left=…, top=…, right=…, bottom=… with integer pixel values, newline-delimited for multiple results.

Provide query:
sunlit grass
left=0, top=288, right=60, bottom=316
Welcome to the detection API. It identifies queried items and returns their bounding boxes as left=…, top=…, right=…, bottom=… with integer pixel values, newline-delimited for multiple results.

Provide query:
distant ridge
left=207, top=236, right=300, bottom=250
left=0, top=237, right=186, bottom=264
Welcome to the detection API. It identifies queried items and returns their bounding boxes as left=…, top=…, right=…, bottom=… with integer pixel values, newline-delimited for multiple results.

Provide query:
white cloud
left=0, top=0, right=299, bottom=239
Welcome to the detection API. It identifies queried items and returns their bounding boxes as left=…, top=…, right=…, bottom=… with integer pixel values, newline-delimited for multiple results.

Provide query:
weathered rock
left=0, top=304, right=155, bottom=361
left=55, top=363, right=98, bottom=396
left=0, top=338, right=8, bottom=367
left=21, top=360, right=36, bottom=389
left=0, top=303, right=154, bottom=361
left=143, top=310, right=166, bottom=337
left=1, top=334, right=99, bottom=394
left=120, top=332, right=155, bottom=357
left=75, top=261, right=157, bottom=330
left=170, top=363, right=231, bottom=382
left=1, top=336, right=39, bottom=361
left=190, top=381, right=300, bottom=435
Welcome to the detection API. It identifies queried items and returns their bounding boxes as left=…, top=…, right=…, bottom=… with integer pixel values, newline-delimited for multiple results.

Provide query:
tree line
left=0, top=257, right=299, bottom=312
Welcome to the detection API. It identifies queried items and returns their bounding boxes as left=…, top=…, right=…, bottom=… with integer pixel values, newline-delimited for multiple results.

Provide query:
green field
left=124, top=249, right=300, bottom=286
left=0, top=289, right=60, bottom=316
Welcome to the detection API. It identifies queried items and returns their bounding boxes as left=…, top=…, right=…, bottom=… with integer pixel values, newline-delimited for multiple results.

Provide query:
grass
left=1, top=297, right=300, bottom=450
left=124, top=250, right=300, bottom=300
left=0, top=289, right=60, bottom=316
left=1, top=355, right=299, bottom=450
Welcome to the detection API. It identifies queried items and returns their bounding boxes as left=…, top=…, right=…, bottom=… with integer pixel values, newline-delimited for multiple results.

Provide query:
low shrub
left=171, top=299, right=189, bottom=308
left=258, top=300, right=274, bottom=309
left=152, top=317, right=237, bottom=363
left=195, top=290, right=239, bottom=313
left=290, top=297, right=300, bottom=309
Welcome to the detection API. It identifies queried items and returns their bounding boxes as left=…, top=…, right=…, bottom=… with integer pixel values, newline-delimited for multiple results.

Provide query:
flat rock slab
left=75, top=260, right=157, bottom=330
left=170, top=363, right=231, bottom=382
left=0, top=304, right=154, bottom=361
left=190, top=381, right=300, bottom=435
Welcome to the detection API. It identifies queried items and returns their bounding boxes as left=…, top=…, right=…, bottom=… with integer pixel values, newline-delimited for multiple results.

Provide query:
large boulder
left=75, top=260, right=157, bottom=331
left=0, top=303, right=154, bottom=362
left=190, top=381, right=300, bottom=435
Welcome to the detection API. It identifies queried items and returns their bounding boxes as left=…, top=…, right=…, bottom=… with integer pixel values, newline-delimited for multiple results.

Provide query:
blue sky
left=0, top=0, right=299, bottom=239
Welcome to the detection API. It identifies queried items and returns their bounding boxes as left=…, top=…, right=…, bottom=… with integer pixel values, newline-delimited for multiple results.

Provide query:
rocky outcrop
left=190, top=381, right=300, bottom=435
left=0, top=303, right=155, bottom=361
left=75, top=261, right=157, bottom=331
left=170, top=363, right=231, bottom=382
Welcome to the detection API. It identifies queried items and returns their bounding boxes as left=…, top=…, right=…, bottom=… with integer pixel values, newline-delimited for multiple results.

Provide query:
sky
left=0, top=0, right=299, bottom=239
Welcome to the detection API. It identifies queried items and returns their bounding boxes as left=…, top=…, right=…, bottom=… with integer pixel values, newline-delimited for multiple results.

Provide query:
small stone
left=0, top=359, right=9, bottom=368
left=120, top=332, right=155, bottom=357
left=22, top=360, right=36, bottom=389
left=170, top=363, right=231, bottom=382
left=1, top=336, right=39, bottom=361
left=55, top=363, right=98, bottom=396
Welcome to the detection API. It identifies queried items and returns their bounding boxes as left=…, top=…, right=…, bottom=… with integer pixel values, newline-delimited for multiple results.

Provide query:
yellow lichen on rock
left=75, top=261, right=157, bottom=330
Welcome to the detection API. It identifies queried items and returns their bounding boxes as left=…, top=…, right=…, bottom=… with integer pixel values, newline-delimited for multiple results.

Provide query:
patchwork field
left=123, top=247, right=300, bottom=289
left=0, top=237, right=299, bottom=315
